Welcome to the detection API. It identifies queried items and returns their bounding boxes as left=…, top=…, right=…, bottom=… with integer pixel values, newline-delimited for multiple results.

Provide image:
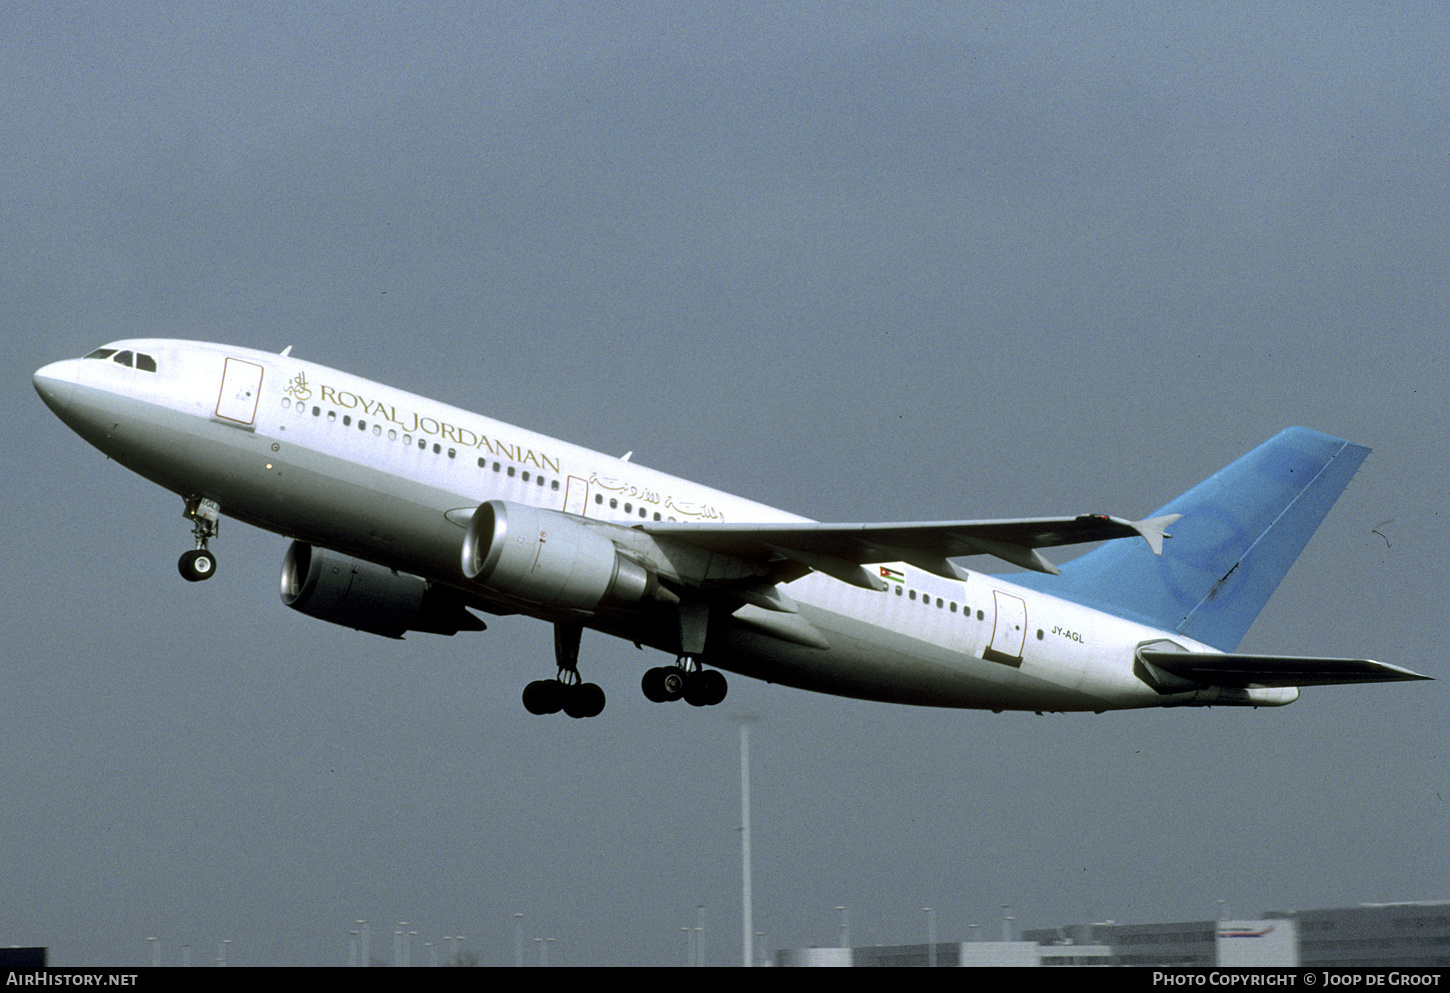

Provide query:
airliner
left=33, top=340, right=1427, bottom=718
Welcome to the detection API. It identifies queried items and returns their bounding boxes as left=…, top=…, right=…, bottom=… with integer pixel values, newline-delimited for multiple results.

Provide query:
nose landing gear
left=178, top=497, right=221, bottom=582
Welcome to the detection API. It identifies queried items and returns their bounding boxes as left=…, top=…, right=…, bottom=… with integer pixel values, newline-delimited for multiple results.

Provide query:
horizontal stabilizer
left=1139, top=650, right=1431, bottom=688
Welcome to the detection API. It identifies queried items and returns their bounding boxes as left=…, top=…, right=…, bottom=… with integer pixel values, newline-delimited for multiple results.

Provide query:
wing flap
left=1139, top=650, right=1431, bottom=688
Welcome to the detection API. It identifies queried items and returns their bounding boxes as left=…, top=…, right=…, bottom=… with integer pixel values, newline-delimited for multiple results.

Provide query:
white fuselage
left=35, top=339, right=1291, bottom=712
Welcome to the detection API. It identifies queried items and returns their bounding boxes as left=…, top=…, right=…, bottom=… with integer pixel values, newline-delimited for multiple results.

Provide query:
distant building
left=774, top=900, right=1450, bottom=967
left=1270, top=901, right=1450, bottom=968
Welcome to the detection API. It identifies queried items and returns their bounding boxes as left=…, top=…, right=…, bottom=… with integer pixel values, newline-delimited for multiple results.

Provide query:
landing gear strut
left=523, top=623, right=607, bottom=719
left=178, top=496, right=221, bottom=582
left=642, top=658, right=728, bottom=707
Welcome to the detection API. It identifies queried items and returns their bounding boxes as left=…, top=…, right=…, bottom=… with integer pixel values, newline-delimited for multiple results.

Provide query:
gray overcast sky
left=5, top=1, right=1446, bottom=967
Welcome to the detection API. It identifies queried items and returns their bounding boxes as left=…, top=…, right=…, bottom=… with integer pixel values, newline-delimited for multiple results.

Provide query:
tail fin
left=1010, top=428, right=1370, bottom=651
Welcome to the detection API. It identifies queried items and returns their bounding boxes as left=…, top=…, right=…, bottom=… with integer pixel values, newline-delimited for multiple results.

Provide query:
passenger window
left=507, top=466, right=515, bottom=477
left=522, top=472, right=530, bottom=483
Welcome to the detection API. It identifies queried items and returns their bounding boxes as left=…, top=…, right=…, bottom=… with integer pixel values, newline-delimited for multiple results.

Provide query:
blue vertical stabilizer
left=1009, top=428, right=1370, bottom=651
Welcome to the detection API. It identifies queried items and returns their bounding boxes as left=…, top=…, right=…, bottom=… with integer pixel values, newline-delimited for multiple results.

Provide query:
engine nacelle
left=461, top=500, right=661, bottom=609
left=280, top=542, right=486, bottom=639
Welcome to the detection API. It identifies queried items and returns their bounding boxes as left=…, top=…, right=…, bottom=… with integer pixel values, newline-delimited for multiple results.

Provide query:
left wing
left=641, top=513, right=1180, bottom=590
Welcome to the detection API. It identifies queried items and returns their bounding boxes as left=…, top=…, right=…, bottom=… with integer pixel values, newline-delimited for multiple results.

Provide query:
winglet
left=1129, top=513, right=1181, bottom=556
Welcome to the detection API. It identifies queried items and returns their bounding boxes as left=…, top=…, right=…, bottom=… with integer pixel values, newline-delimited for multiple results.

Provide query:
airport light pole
left=923, top=908, right=936, bottom=967
left=740, top=722, right=754, bottom=968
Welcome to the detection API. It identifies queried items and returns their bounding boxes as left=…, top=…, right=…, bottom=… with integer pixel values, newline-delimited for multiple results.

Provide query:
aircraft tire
left=682, top=669, right=728, bottom=707
left=564, top=682, right=606, bottom=719
left=659, top=668, right=686, bottom=702
left=698, top=669, right=728, bottom=706
left=522, top=680, right=564, bottom=715
left=641, top=667, right=666, bottom=703
left=178, top=549, right=217, bottom=583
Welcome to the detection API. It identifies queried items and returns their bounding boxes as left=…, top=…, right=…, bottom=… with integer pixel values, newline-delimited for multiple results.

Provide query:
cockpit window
left=82, top=347, right=157, bottom=372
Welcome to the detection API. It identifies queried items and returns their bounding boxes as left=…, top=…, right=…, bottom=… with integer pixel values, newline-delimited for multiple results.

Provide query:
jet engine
left=461, top=500, right=665, bottom=609
left=280, top=541, right=486, bottom=638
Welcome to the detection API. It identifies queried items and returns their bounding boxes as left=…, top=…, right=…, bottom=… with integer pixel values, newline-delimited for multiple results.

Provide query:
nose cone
left=34, top=359, right=80, bottom=415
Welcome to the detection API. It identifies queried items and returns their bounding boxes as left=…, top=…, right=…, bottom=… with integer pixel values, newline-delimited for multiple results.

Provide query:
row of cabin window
left=895, top=585, right=985, bottom=621
left=593, top=492, right=664, bottom=521
left=287, top=394, right=672, bottom=521
left=286, top=396, right=572, bottom=496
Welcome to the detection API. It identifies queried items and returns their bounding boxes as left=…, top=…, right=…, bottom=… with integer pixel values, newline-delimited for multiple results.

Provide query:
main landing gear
left=523, top=623, right=607, bottom=719
left=641, top=658, right=728, bottom=707
left=639, top=601, right=727, bottom=707
left=178, top=496, right=221, bottom=583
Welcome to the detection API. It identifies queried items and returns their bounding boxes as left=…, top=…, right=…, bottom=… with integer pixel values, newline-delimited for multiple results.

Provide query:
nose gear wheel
left=178, top=496, right=221, bottom=582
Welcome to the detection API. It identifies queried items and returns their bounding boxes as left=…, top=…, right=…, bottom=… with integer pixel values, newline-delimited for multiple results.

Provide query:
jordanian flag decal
left=880, top=567, right=904, bottom=584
